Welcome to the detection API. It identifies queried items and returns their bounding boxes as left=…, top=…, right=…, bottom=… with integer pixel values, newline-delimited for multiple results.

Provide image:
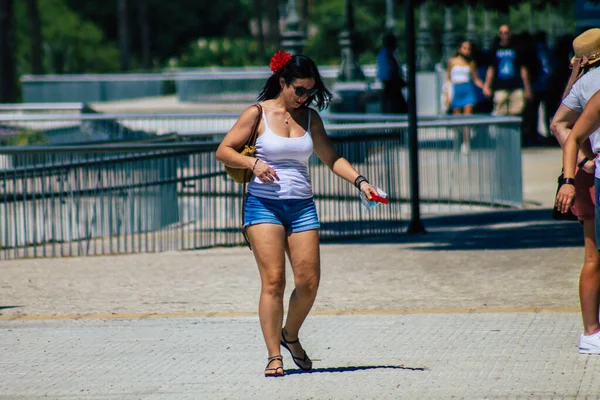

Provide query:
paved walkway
left=3, top=147, right=600, bottom=399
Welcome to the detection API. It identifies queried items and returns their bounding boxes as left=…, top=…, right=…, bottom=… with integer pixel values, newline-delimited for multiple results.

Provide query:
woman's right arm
left=216, top=105, right=261, bottom=170
left=216, top=105, right=279, bottom=182
left=443, top=60, right=453, bottom=105
left=550, top=104, right=595, bottom=172
left=445, top=59, right=453, bottom=82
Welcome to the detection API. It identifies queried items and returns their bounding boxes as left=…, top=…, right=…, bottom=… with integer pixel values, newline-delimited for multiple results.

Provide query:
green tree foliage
left=422, top=0, right=600, bottom=11
left=14, top=0, right=119, bottom=74
left=175, top=38, right=275, bottom=68
left=0, top=128, right=47, bottom=146
left=67, top=0, right=254, bottom=69
left=4, top=0, right=590, bottom=80
left=306, top=0, right=389, bottom=66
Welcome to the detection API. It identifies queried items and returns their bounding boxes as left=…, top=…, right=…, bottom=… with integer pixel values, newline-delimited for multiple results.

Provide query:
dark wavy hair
left=454, top=40, right=474, bottom=63
left=258, top=55, right=333, bottom=111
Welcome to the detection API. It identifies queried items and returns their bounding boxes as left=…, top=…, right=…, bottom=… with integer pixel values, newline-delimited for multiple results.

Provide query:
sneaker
left=579, top=331, right=600, bottom=354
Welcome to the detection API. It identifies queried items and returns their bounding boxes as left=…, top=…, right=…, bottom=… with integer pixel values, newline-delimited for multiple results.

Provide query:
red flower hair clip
left=270, top=50, right=292, bottom=73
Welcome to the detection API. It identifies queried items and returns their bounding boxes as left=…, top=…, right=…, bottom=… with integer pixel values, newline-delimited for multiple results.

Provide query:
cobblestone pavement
left=3, top=148, right=599, bottom=399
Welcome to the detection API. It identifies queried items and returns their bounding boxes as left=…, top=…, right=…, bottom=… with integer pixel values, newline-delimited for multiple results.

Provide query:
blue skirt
left=451, top=82, right=476, bottom=110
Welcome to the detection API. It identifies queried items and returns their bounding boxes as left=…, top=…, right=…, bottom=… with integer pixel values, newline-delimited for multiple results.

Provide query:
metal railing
left=0, top=115, right=522, bottom=259
left=0, top=111, right=497, bottom=144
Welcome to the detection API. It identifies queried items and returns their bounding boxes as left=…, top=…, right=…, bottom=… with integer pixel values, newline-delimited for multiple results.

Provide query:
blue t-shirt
left=533, top=43, right=553, bottom=93
left=490, top=43, right=524, bottom=90
left=376, top=48, right=400, bottom=82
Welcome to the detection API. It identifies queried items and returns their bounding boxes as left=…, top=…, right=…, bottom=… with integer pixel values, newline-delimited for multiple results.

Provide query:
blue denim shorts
left=243, top=193, right=320, bottom=233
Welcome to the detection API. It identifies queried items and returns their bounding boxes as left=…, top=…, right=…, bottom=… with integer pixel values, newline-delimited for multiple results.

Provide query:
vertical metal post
left=465, top=6, right=478, bottom=45
left=385, top=0, right=395, bottom=33
left=405, top=0, right=426, bottom=234
left=117, top=0, right=129, bottom=71
left=482, top=9, right=493, bottom=51
left=281, top=0, right=305, bottom=55
left=415, top=2, right=434, bottom=71
left=442, top=7, right=458, bottom=65
left=337, top=0, right=365, bottom=82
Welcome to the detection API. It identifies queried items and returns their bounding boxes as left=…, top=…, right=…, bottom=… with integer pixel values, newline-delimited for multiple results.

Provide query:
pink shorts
left=572, top=168, right=595, bottom=221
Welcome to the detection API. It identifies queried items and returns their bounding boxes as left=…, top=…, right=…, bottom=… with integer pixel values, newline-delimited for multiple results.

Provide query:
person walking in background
left=376, top=32, right=408, bottom=114
left=216, top=51, right=380, bottom=376
left=472, top=42, right=493, bottom=114
left=443, top=40, right=485, bottom=154
left=552, top=28, right=600, bottom=354
left=483, top=25, right=533, bottom=144
left=523, top=31, right=555, bottom=145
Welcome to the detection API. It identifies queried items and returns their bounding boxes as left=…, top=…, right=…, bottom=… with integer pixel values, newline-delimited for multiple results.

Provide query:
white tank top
left=450, top=65, right=471, bottom=84
left=247, top=108, right=314, bottom=199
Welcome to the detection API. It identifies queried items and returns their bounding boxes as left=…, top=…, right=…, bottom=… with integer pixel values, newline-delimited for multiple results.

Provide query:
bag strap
left=241, top=103, right=263, bottom=250
left=246, top=103, right=262, bottom=147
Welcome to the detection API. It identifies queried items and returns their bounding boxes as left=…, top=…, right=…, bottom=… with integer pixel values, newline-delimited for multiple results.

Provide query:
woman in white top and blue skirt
left=216, top=51, right=379, bottom=377
left=444, top=41, right=485, bottom=154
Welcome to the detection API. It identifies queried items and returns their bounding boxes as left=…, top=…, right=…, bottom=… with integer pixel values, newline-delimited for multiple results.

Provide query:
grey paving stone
left=1, top=313, right=599, bottom=399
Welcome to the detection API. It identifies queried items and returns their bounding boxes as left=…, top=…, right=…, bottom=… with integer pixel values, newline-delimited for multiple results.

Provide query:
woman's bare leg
left=462, top=105, right=474, bottom=147
left=247, top=223, right=287, bottom=374
left=283, top=229, right=320, bottom=335
left=281, top=229, right=320, bottom=369
left=580, top=220, right=600, bottom=335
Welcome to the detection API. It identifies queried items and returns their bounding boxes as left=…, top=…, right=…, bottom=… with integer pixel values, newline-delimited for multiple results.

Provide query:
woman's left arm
left=311, top=109, right=378, bottom=199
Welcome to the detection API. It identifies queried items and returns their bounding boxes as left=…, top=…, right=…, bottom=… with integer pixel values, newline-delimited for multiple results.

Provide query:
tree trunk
left=118, top=0, right=130, bottom=71
left=301, top=0, right=309, bottom=34
left=265, top=0, right=280, bottom=48
left=255, top=0, right=266, bottom=60
left=137, top=0, right=151, bottom=70
left=26, top=0, right=43, bottom=75
left=0, top=0, right=17, bottom=103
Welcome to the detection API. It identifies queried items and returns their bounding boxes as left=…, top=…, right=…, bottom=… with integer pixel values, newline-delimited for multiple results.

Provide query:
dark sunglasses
left=291, top=84, right=318, bottom=98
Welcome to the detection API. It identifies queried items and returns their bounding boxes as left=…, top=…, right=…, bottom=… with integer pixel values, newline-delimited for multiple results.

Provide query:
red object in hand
left=370, top=193, right=389, bottom=204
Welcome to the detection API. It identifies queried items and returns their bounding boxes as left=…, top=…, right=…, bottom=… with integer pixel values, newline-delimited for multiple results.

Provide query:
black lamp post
left=281, top=0, right=306, bottom=55
left=405, top=0, right=426, bottom=234
left=337, top=0, right=365, bottom=82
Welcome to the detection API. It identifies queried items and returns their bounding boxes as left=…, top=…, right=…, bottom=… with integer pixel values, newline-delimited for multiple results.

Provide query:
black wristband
left=252, top=158, right=259, bottom=172
left=578, top=157, right=589, bottom=169
left=354, top=175, right=369, bottom=189
left=561, top=177, right=576, bottom=185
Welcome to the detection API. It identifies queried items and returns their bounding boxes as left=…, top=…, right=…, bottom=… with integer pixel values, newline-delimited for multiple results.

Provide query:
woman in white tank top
left=216, top=51, right=380, bottom=377
left=443, top=41, right=485, bottom=154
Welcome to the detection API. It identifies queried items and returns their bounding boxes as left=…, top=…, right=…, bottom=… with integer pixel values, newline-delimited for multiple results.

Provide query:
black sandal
left=281, top=329, right=312, bottom=371
left=264, top=355, right=284, bottom=377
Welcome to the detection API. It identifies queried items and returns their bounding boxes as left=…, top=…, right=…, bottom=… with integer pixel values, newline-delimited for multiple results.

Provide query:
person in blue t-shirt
left=483, top=25, right=533, bottom=117
left=523, top=31, right=556, bottom=145
left=376, top=33, right=408, bottom=114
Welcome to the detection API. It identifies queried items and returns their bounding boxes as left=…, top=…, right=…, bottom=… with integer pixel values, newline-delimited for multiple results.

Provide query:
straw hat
left=572, top=28, right=600, bottom=66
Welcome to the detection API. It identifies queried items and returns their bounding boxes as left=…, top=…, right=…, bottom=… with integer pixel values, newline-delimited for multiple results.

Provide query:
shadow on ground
left=323, top=208, right=583, bottom=251
left=284, top=364, right=427, bottom=375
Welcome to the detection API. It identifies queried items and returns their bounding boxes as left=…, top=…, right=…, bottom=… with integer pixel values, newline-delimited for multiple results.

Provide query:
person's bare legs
left=282, top=229, right=320, bottom=369
left=247, top=223, right=287, bottom=375
left=462, top=105, right=474, bottom=149
left=580, top=219, right=600, bottom=335
left=453, top=108, right=470, bottom=154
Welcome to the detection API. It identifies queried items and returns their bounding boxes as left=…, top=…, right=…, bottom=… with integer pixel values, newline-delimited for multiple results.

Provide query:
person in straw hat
left=553, top=28, right=600, bottom=354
